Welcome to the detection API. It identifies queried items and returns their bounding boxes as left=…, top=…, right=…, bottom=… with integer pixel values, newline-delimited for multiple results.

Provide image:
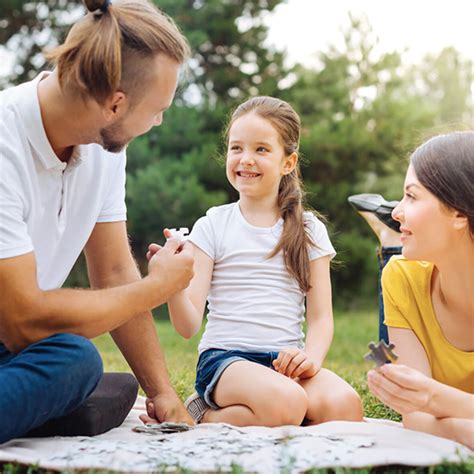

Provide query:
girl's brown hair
left=46, top=0, right=190, bottom=104
left=411, top=131, right=474, bottom=235
left=226, top=96, right=321, bottom=292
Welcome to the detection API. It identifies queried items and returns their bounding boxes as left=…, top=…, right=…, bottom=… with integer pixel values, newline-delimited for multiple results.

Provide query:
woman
left=366, top=132, right=474, bottom=449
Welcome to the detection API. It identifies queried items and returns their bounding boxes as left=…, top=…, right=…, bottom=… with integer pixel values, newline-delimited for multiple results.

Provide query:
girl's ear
left=282, top=152, right=298, bottom=175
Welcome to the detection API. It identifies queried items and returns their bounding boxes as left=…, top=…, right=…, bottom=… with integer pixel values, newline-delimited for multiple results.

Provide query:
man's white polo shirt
left=0, top=73, right=127, bottom=290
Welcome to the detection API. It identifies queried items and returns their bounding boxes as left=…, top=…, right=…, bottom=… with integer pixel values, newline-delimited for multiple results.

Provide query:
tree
left=282, top=15, right=471, bottom=304
left=0, top=0, right=82, bottom=89
left=124, top=0, right=290, bottom=263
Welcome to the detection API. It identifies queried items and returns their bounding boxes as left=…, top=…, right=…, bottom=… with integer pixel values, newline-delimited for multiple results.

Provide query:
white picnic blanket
left=0, top=397, right=471, bottom=473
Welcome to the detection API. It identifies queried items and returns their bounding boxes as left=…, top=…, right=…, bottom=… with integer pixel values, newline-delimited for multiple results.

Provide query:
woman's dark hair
left=411, top=131, right=474, bottom=234
left=46, top=0, right=190, bottom=104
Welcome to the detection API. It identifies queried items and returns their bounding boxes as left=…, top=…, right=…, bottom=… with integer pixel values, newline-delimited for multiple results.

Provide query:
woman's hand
left=367, top=363, right=434, bottom=415
left=273, top=347, right=320, bottom=379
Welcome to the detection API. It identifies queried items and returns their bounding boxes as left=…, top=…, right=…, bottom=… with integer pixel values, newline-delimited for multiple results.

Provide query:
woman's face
left=392, top=164, right=462, bottom=261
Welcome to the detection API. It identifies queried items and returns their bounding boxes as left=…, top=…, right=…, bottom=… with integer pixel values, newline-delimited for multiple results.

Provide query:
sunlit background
left=266, top=0, right=473, bottom=65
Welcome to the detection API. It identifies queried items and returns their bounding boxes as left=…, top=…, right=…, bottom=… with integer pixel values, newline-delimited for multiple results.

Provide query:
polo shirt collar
left=19, top=72, right=87, bottom=171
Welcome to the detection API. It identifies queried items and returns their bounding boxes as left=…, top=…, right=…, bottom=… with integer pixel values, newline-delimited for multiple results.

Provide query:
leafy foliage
left=2, top=3, right=472, bottom=306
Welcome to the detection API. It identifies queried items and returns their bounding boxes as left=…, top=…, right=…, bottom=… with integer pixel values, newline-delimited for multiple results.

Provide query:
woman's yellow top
left=382, top=256, right=474, bottom=393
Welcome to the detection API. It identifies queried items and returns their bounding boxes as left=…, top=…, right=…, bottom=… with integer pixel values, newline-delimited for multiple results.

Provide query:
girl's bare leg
left=201, top=361, right=308, bottom=426
left=298, top=368, right=364, bottom=425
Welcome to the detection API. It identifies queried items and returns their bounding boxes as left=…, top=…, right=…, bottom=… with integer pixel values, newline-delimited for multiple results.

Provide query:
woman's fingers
left=368, top=369, right=428, bottom=413
left=368, top=379, right=407, bottom=414
left=379, top=364, right=428, bottom=391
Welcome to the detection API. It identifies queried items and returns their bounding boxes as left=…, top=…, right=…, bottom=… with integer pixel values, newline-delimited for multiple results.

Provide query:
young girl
left=164, top=96, right=363, bottom=426
left=366, top=132, right=474, bottom=448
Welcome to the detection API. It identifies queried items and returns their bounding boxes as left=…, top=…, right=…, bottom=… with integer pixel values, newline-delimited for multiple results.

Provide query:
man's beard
left=99, top=121, right=130, bottom=153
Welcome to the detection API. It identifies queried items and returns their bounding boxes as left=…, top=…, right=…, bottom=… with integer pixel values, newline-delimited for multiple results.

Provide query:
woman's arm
left=368, top=327, right=474, bottom=448
left=369, top=363, right=474, bottom=419
left=167, top=244, right=214, bottom=339
left=304, top=256, right=334, bottom=368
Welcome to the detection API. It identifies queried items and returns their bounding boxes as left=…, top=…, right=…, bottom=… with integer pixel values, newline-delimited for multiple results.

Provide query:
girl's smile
left=236, top=171, right=262, bottom=178
left=226, top=112, right=293, bottom=199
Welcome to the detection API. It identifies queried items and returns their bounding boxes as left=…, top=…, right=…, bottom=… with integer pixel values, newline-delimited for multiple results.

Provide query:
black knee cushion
left=27, top=372, right=139, bottom=437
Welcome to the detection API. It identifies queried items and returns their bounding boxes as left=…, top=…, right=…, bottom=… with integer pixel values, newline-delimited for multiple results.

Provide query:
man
left=0, top=0, right=194, bottom=443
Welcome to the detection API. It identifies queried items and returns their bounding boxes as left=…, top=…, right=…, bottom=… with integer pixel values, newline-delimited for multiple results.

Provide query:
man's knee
left=0, top=334, right=103, bottom=442
left=42, top=334, right=103, bottom=395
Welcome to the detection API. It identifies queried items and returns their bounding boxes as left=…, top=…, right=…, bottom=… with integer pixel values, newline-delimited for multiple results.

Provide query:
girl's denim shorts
left=195, top=348, right=279, bottom=409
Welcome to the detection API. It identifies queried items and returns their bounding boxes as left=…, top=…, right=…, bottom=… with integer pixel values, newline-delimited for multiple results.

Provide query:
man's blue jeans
left=378, top=246, right=402, bottom=343
left=0, top=333, right=103, bottom=444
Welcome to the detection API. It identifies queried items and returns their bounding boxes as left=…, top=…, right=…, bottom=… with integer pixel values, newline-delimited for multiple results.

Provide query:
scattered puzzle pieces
left=133, top=422, right=193, bottom=435
left=364, top=340, right=398, bottom=367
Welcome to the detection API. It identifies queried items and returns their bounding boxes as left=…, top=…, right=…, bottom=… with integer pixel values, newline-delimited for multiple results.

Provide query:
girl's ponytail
left=268, top=170, right=315, bottom=292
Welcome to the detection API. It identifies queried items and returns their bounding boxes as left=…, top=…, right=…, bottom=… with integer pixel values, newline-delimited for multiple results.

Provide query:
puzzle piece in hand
left=363, top=340, right=398, bottom=367
left=167, top=227, right=189, bottom=241
left=133, top=422, right=193, bottom=435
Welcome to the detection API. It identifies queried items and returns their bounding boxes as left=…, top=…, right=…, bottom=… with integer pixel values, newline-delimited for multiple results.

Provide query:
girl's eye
left=405, top=193, right=415, bottom=200
left=256, top=146, right=268, bottom=152
left=230, top=145, right=241, bottom=152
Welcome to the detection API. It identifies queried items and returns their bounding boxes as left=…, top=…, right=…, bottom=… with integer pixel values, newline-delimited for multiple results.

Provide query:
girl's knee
left=264, top=382, right=308, bottom=426
left=327, top=385, right=363, bottom=422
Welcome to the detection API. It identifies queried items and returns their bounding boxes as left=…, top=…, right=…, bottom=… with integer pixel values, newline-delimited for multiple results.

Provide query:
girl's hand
left=367, top=363, right=434, bottom=415
left=146, top=243, right=162, bottom=261
left=146, top=227, right=185, bottom=261
left=273, top=348, right=319, bottom=379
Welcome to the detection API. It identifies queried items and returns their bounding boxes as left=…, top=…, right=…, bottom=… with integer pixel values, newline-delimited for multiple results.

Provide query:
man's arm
left=84, top=222, right=192, bottom=423
left=0, top=224, right=193, bottom=353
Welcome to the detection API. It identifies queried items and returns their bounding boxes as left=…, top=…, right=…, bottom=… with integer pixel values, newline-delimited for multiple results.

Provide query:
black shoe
left=347, top=194, right=401, bottom=233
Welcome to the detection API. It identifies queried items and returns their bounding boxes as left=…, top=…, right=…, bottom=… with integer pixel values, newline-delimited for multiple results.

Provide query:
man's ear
left=282, top=152, right=298, bottom=175
left=102, top=91, right=128, bottom=122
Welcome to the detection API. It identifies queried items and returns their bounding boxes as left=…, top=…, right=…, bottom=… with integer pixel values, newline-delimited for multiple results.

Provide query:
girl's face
left=393, top=164, right=463, bottom=261
left=226, top=112, right=296, bottom=200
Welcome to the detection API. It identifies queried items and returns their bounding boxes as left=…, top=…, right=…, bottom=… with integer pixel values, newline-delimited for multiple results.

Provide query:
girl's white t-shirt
left=189, top=202, right=336, bottom=354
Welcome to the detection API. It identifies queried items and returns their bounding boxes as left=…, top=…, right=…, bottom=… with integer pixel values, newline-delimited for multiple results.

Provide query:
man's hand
left=273, top=347, right=319, bottom=379
left=139, top=390, right=194, bottom=425
left=147, top=237, right=194, bottom=295
left=367, top=363, right=434, bottom=415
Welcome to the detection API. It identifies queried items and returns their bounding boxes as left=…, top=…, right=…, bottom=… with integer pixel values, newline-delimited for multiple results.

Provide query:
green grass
left=92, top=310, right=400, bottom=421
left=4, top=311, right=472, bottom=474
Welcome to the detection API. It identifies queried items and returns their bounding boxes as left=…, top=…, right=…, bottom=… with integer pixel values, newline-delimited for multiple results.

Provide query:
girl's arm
left=167, top=244, right=214, bottom=339
left=304, top=255, right=334, bottom=368
left=368, top=327, right=474, bottom=448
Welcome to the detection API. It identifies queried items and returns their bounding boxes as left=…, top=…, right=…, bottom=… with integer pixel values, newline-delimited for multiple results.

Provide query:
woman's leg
left=357, top=211, right=402, bottom=343
left=377, top=245, right=402, bottom=341
left=298, top=368, right=364, bottom=425
left=201, top=360, right=308, bottom=427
